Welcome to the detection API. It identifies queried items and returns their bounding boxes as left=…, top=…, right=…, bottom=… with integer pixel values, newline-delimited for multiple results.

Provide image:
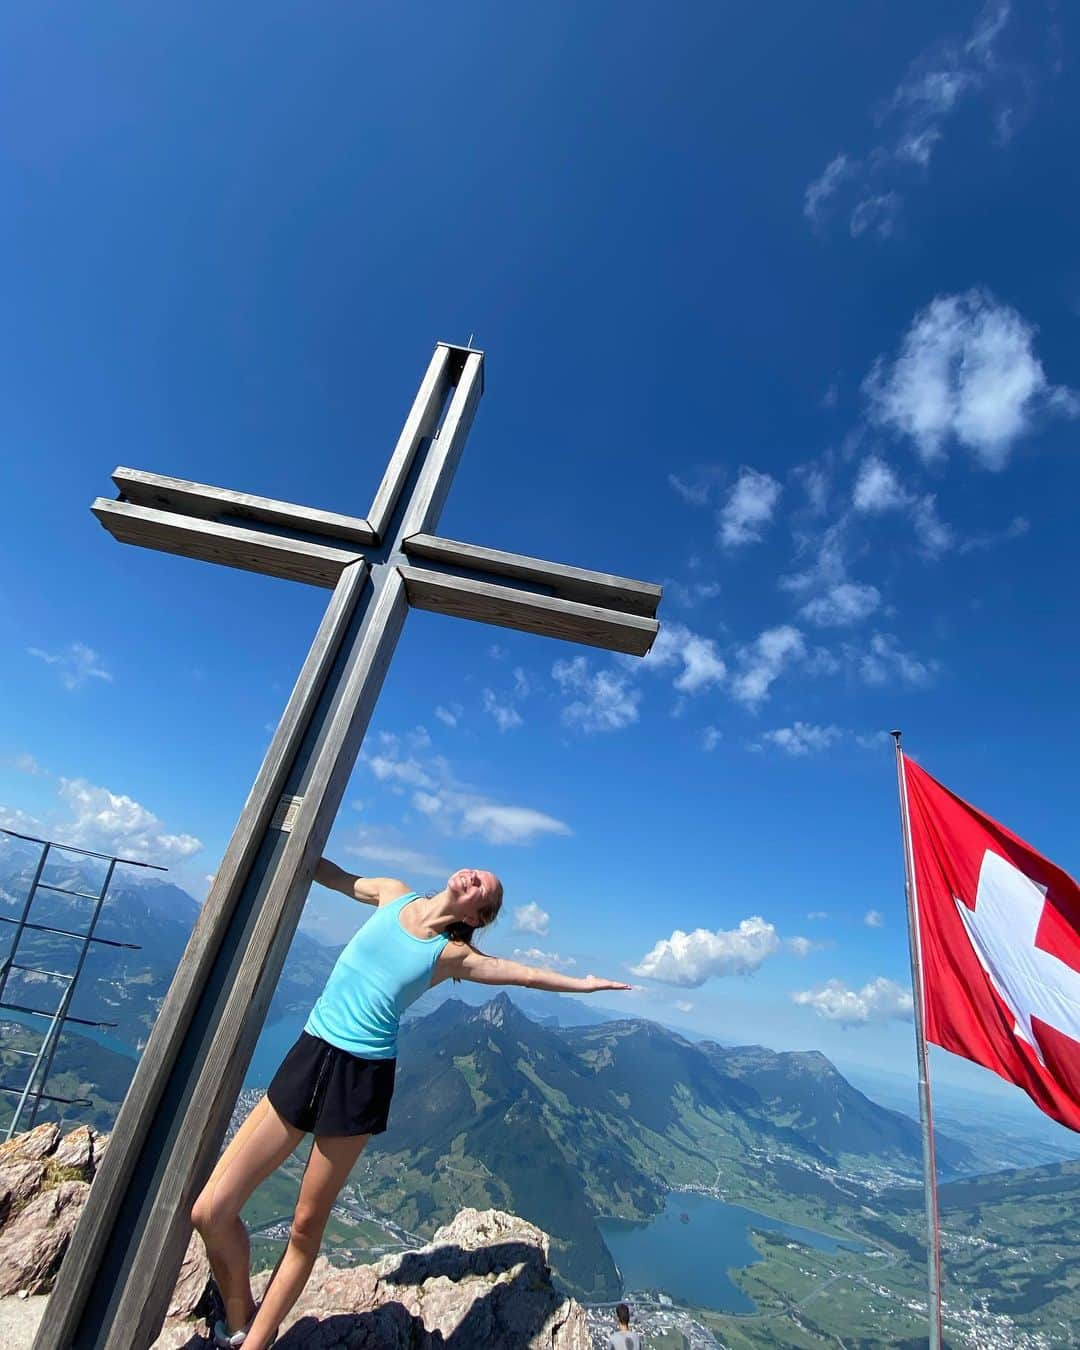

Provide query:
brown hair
left=443, top=879, right=503, bottom=976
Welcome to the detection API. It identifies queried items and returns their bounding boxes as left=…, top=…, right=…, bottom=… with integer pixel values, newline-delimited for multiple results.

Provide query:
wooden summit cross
left=36, top=343, right=661, bottom=1350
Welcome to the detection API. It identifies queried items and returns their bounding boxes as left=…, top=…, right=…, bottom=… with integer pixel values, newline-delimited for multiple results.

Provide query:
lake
left=598, top=1190, right=864, bottom=1315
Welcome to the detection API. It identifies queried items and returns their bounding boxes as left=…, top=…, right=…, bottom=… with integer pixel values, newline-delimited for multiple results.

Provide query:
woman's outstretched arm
left=444, top=945, right=630, bottom=993
left=314, top=858, right=410, bottom=907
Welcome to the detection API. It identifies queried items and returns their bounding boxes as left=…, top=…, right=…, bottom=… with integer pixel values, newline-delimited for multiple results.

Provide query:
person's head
left=444, top=867, right=503, bottom=943
left=615, top=1303, right=631, bottom=1329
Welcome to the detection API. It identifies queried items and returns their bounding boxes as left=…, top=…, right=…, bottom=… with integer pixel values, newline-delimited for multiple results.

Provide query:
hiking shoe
left=212, top=1320, right=248, bottom=1349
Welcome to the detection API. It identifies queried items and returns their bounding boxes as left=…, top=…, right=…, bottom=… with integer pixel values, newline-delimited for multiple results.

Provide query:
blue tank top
left=304, top=892, right=449, bottom=1059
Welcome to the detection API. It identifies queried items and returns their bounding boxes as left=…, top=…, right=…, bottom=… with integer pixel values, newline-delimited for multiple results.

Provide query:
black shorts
left=267, top=1031, right=396, bottom=1137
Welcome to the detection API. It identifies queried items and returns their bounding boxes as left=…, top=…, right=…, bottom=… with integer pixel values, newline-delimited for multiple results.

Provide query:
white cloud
left=674, top=1000, right=694, bottom=1014
left=434, top=703, right=462, bottom=728
left=488, top=644, right=508, bottom=661
left=786, top=936, right=819, bottom=958
left=54, top=777, right=202, bottom=863
left=730, top=626, right=806, bottom=708
left=800, top=582, right=881, bottom=628
left=791, top=977, right=913, bottom=1027
left=718, top=469, right=782, bottom=548
left=512, top=668, right=531, bottom=698
left=807, top=910, right=829, bottom=921
left=552, top=657, right=641, bottom=733
left=865, top=290, right=1077, bottom=469
left=668, top=473, right=711, bottom=507
left=804, top=4, right=1032, bottom=239
left=761, top=722, right=844, bottom=757
left=779, top=522, right=847, bottom=596
left=855, top=731, right=892, bottom=751
left=630, top=917, right=781, bottom=987
left=804, top=153, right=853, bottom=226
left=701, top=726, right=722, bottom=752
left=365, top=753, right=438, bottom=790
left=27, top=642, right=112, bottom=691
left=513, top=947, right=576, bottom=968
left=957, top=515, right=1030, bottom=554
left=363, top=738, right=572, bottom=851
left=633, top=622, right=726, bottom=695
left=0, top=805, right=42, bottom=835
left=910, top=495, right=954, bottom=558
left=851, top=456, right=953, bottom=558
left=864, top=908, right=885, bottom=928
left=345, top=836, right=451, bottom=879
left=512, top=901, right=550, bottom=936
left=12, top=753, right=45, bottom=776
left=856, top=633, right=936, bottom=687
left=461, top=804, right=571, bottom=847
left=850, top=191, right=902, bottom=240
left=853, top=456, right=908, bottom=514
left=481, top=689, right=523, bottom=733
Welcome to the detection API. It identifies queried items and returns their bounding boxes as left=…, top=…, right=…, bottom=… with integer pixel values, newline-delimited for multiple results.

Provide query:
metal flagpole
left=891, top=730, right=943, bottom=1350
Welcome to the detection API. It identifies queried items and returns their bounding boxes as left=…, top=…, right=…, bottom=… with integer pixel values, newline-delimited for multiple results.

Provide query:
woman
left=191, top=858, right=631, bottom=1350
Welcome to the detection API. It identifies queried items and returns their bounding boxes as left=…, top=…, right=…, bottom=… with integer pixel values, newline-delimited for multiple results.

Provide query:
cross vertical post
left=35, top=344, right=660, bottom=1350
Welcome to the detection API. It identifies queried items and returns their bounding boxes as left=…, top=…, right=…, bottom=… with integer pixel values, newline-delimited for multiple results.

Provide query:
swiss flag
left=904, top=755, right=1080, bottom=1132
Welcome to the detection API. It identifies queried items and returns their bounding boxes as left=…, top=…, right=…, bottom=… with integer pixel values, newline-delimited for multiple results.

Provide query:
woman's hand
left=581, top=974, right=633, bottom=993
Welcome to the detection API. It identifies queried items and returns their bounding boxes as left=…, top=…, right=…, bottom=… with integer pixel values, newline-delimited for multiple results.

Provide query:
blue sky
left=2, top=3, right=1079, bottom=1124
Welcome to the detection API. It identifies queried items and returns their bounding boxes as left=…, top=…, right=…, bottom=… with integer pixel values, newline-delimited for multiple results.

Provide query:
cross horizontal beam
left=110, top=467, right=379, bottom=546
left=401, top=533, right=660, bottom=617
left=400, top=566, right=657, bottom=654
left=91, top=498, right=364, bottom=588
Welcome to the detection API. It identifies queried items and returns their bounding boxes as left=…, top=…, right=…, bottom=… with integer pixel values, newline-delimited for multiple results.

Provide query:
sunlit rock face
left=0, top=1125, right=589, bottom=1349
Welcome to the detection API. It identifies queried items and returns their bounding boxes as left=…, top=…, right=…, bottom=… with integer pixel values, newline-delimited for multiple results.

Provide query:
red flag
left=903, top=755, right=1080, bottom=1131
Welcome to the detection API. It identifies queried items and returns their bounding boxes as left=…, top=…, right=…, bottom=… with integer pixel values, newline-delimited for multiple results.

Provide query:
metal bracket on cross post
left=34, top=343, right=661, bottom=1350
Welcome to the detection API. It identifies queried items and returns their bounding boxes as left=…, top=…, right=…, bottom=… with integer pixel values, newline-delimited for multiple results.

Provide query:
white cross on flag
left=904, top=755, right=1080, bottom=1131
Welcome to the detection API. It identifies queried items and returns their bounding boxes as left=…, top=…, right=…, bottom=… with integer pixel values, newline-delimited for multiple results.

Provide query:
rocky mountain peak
left=0, top=1126, right=591, bottom=1349
left=473, top=990, right=521, bottom=1028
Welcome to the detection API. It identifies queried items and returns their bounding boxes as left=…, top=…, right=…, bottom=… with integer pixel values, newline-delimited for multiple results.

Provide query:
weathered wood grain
left=364, top=343, right=455, bottom=543
left=402, top=532, right=661, bottom=617
left=112, top=468, right=378, bottom=546
left=92, top=499, right=363, bottom=588
left=399, top=565, right=659, bottom=655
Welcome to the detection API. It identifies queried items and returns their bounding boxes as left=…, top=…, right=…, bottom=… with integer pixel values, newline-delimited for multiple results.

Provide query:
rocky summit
left=0, top=1124, right=590, bottom=1349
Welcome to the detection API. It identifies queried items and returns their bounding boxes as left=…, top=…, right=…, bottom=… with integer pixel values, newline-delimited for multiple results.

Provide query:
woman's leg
left=190, top=1097, right=305, bottom=1334
left=243, top=1132, right=371, bottom=1350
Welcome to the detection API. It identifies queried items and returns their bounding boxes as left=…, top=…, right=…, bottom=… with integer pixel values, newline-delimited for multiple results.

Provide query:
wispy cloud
left=31, top=777, right=203, bottom=863
left=512, top=902, right=550, bottom=936
left=362, top=734, right=572, bottom=848
left=631, top=621, right=726, bottom=695
left=800, top=582, right=881, bottom=628
left=854, top=632, right=937, bottom=688
left=865, top=909, right=885, bottom=928
left=27, top=642, right=113, bottom=691
left=512, top=946, right=576, bottom=968
left=552, top=657, right=641, bottom=733
left=730, top=625, right=805, bottom=708
left=631, top=916, right=781, bottom=987
left=804, top=4, right=1044, bottom=239
left=481, top=688, right=523, bottom=733
left=760, top=722, right=844, bottom=757
left=864, top=289, right=1077, bottom=469
left=791, top=977, right=913, bottom=1026
left=718, top=468, right=782, bottom=548
left=434, top=703, right=463, bottom=728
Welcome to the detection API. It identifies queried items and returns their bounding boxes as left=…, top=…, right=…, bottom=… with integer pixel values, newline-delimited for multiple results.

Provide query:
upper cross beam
left=91, top=345, right=659, bottom=655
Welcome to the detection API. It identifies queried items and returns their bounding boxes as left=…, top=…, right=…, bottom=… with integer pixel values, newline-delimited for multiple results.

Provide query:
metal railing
left=0, top=828, right=164, bottom=1138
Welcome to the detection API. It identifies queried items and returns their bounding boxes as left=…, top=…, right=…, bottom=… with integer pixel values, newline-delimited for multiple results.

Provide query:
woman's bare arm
left=440, top=945, right=630, bottom=993
left=314, top=858, right=410, bottom=907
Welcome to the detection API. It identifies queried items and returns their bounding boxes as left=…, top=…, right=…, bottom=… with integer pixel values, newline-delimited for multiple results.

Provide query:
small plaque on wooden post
left=270, top=795, right=304, bottom=832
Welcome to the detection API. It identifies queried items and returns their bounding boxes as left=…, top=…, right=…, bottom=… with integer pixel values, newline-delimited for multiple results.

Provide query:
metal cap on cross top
left=37, top=343, right=662, bottom=1350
